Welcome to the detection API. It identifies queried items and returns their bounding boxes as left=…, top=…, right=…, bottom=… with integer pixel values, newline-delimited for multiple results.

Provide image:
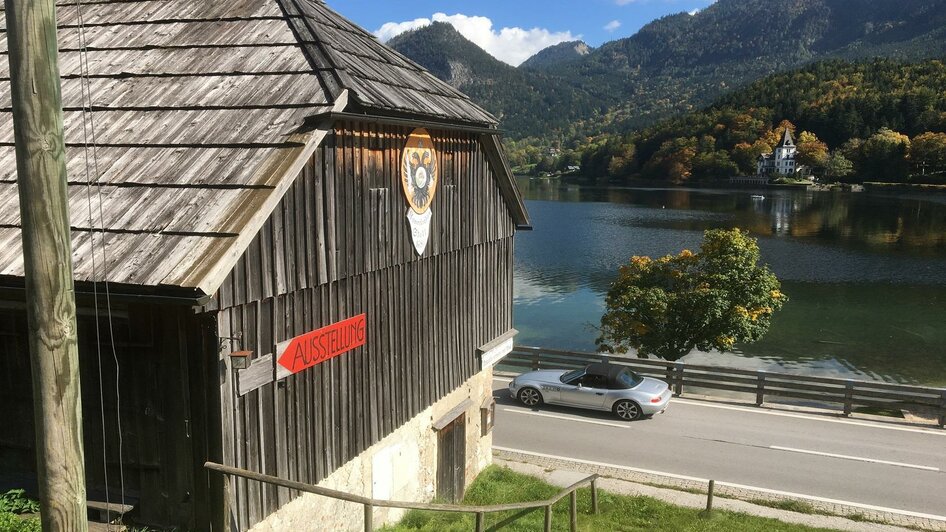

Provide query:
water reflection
left=514, top=178, right=946, bottom=386
left=519, top=180, right=946, bottom=257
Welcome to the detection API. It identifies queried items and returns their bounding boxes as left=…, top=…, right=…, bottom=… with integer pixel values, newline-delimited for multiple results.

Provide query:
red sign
left=276, top=314, right=367, bottom=375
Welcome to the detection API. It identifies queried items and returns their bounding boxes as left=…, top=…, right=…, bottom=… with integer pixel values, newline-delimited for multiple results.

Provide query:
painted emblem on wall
left=401, top=128, right=438, bottom=255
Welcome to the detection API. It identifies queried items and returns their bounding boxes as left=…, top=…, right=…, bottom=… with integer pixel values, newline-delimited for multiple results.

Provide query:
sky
left=327, top=0, right=717, bottom=67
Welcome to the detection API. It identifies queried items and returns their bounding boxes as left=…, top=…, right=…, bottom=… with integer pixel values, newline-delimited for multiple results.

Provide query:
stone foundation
left=250, top=368, right=494, bottom=531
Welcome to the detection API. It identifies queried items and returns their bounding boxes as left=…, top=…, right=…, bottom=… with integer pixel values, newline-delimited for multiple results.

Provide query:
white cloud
left=375, top=17, right=433, bottom=42
left=604, top=20, right=622, bottom=32
left=374, top=13, right=578, bottom=67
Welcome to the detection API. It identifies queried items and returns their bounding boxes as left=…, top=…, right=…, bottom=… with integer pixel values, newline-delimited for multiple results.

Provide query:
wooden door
left=436, top=415, right=466, bottom=502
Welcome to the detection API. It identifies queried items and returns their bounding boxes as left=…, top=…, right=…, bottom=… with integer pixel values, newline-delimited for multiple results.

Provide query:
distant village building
left=757, top=129, right=802, bottom=176
left=0, top=1, right=528, bottom=531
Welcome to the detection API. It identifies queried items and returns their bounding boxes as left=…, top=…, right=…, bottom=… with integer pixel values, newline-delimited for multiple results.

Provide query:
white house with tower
left=757, top=129, right=802, bottom=176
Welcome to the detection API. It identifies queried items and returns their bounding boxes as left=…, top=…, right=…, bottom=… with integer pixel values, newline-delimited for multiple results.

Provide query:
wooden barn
left=0, top=1, right=528, bottom=530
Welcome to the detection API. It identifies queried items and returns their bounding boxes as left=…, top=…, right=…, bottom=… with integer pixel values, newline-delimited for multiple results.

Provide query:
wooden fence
left=501, top=346, right=946, bottom=428
left=205, top=461, right=599, bottom=532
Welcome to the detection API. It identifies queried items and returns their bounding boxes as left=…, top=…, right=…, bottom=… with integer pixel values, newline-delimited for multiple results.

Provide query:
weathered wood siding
left=0, top=303, right=207, bottom=529
left=213, top=124, right=515, bottom=529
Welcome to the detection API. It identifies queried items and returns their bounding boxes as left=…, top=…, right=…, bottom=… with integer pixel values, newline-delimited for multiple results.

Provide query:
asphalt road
left=492, top=378, right=946, bottom=519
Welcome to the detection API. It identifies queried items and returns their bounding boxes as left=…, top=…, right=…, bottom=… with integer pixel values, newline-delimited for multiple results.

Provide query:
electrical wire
left=72, top=1, right=126, bottom=527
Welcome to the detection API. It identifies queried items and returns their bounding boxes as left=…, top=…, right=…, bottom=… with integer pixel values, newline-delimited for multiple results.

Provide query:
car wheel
left=518, top=387, right=543, bottom=407
left=613, top=400, right=643, bottom=421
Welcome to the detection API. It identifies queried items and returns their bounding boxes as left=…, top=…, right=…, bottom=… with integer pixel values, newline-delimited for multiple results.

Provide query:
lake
left=513, top=178, right=946, bottom=386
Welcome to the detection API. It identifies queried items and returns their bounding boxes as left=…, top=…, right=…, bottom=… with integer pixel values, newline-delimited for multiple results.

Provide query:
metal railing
left=501, top=346, right=946, bottom=428
left=205, top=461, right=599, bottom=532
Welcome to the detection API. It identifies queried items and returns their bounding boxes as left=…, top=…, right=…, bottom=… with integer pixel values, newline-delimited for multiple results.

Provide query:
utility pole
left=5, top=1, right=88, bottom=530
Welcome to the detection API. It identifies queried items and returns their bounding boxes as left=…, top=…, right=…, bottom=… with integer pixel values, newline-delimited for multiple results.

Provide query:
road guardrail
left=501, top=346, right=946, bottom=428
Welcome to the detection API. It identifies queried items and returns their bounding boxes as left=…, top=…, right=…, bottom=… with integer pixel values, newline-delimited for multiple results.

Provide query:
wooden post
left=544, top=504, right=552, bottom=532
left=569, top=491, right=577, bottom=532
left=474, top=511, right=484, bottom=532
left=939, top=391, right=946, bottom=429
left=223, top=475, right=233, bottom=532
left=843, top=381, right=854, bottom=417
left=4, top=1, right=88, bottom=531
left=756, top=372, right=766, bottom=407
left=674, top=362, right=684, bottom=396
left=590, top=478, right=598, bottom=514
left=363, top=503, right=373, bottom=532
left=705, top=480, right=715, bottom=514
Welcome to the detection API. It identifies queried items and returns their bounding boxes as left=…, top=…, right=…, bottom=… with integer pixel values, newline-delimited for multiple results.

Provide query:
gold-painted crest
left=400, top=129, right=438, bottom=214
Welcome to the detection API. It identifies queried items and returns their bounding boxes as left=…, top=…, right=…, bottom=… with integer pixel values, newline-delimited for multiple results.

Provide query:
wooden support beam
left=4, top=0, right=88, bottom=530
left=569, top=491, right=577, bottom=532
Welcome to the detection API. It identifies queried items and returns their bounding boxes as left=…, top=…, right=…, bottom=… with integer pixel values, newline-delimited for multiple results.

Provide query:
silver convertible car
left=508, top=363, right=671, bottom=420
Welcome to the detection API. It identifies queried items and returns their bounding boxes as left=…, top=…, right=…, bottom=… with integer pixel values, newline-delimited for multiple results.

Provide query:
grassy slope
left=382, top=466, right=836, bottom=532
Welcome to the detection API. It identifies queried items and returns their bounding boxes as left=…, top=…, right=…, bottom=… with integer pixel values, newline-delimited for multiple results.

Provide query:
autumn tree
left=762, top=120, right=797, bottom=147
left=732, top=140, right=772, bottom=175
left=795, top=131, right=830, bottom=171
left=597, top=229, right=786, bottom=361
left=641, top=137, right=697, bottom=183
left=607, top=142, right=638, bottom=178
left=910, top=132, right=946, bottom=176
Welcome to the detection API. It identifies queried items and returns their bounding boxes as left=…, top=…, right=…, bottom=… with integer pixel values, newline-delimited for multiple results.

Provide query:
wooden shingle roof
left=281, top=0, right=498, bottom=126
left=0, top=0, right=344, bottom=294
left=0, top=0, right=517, bottom=295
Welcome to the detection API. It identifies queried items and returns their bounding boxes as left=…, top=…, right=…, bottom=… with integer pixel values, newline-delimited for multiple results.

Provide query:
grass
left=381, top=466, right=838, bottom=532
left=748, top=499, right=817, bottom=515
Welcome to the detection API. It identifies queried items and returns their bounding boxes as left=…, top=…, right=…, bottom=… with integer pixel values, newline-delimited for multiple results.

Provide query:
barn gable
left=0, top=0, right=527, bottom=297
left=0, top=2, right=528, bottom=529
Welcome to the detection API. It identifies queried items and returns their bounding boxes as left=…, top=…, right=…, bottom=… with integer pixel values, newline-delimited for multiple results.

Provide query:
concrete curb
left=494, top=448, right=946, bottom=531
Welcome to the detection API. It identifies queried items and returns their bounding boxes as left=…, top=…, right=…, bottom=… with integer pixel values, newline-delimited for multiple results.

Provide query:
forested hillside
left=520, top=41, right=593, bottom=70
left=391, top=0, right=946, bottom=152
left=542, top=60, right=946, bottom=184
left=387, top=23, right=604, bottom=138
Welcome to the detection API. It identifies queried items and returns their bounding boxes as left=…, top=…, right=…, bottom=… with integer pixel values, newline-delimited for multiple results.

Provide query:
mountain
left=389, top=0, right=946, bottom=146
left=520, top=40, right=593, bottom=70
left=550, top=0, right=946, bottom=137
left=387, top=23, right=603, bottom=138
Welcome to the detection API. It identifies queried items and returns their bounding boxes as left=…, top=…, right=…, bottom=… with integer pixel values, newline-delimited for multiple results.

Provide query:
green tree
left=691, top=150, right=739, bottom=180
left=534, top=156, right=555, bottom=174
left=607, top=142, right=638, bottom=178
left=824, top=151, right=854, bottom=179
left=597, top=229, right=787, bottom=361
left=858, top=128, right=911, bottom=181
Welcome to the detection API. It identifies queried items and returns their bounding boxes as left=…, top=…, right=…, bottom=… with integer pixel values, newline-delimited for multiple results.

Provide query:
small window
left=579, top=374, right=609, bottom=389
left=613, top=369, right=644, bottom=389
left=560, top=369, right=584, bottom=384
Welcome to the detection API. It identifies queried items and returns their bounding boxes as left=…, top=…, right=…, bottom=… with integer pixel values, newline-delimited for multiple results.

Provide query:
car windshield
left=615, top=369, right=643, bottom=389
left=560, top=369, right=584, bottom=384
